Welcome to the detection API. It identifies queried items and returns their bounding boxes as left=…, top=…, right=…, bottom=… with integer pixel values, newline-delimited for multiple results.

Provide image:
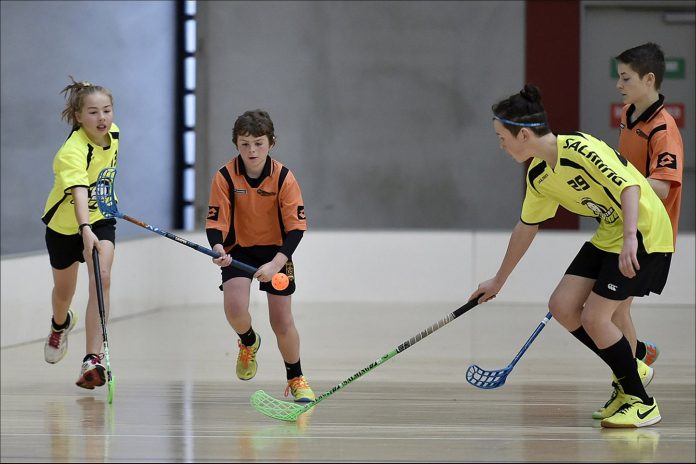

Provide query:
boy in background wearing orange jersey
left=603, top=42, right=684, bottom=415
left=205, top=110, right=315, bottom=403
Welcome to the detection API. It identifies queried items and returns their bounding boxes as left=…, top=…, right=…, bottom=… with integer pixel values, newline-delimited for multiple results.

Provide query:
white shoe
left=44, top=309, right=77, bottom=364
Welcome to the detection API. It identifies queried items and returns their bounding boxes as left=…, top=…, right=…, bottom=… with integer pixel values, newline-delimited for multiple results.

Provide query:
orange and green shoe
left=285, top=375, right=315, bottom=403
left=236, top=334, right=261, bottom=381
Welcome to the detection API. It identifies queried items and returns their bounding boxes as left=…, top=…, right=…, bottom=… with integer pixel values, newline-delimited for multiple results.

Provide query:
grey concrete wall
left=4, top=1, right=692, bottom=256
left=0, top=0, right=177, bottom=255
left=195, top=1, right=527, bottom=230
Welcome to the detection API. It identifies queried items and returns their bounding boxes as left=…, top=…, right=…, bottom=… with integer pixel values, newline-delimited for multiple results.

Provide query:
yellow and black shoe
left=635, top=359, right=654, bottom=386
left=601, top=395, right=661, bottom=428
left=594, top=359, right=654, bottom=419
left=593, top=381, right=629, bottom=419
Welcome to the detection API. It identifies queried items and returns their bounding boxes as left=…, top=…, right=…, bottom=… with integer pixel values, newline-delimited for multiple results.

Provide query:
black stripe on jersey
left=219, top=166, right=237, bottom=248
left=42, top=193, right=69, bottom=226
left=520, top=217, right=546, bottom=226
left=645, top=124, right=668, bottom=175
left=527, top=161, right=547, bottom=193
left=612, top=148, right=629, bottom=167
left=86, top=145, right=94, bottom=169
left=110, top=131, right=119, bottom=139
left=560, top=158, right=621, bottom=208
left=276, top=166, right=289, bottom=240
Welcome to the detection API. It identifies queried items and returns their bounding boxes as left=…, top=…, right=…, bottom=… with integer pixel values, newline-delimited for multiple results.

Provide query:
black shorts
left=45, top=219, right=117, bottom=270
left=220, top=245, right=296, bottom=296
left=565, top=241, right=672, bottom=300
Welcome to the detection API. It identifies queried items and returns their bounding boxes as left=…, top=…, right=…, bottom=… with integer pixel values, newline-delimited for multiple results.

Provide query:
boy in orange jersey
left=591, top=42, right=685, bottom=422
left=611, top=42, right=684, bottom=367
left=205, top=110, right=315, bottom=403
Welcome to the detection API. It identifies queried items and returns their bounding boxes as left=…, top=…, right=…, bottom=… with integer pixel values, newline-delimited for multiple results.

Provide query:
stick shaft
left=120, top=214, right=258, bottom=275
left=311, top=298, right=479, bottom=407
left=506, top=312, right=552, bottom=369
left=92, top=248, right=114, bottom=401
left=92, top=248, right=109, bottom=344
left=96, top=167, right=258, bottom=275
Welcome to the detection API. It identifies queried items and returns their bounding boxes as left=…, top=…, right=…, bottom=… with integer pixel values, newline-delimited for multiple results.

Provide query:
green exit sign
left=610, top=57, right=685, bottom=79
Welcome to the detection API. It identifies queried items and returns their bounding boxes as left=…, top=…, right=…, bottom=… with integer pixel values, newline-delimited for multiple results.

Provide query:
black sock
left=52, top=314, right=70, bottom=331
left=599, top=336, right=649, bottom=403
left=237, top=327, right=256, bottom=347
left=635, top=340, right=646, bottom=360
left=571, top=326, right=615, bottom=369
left=284, top=360, right=303, bottom=380
left=570, top=326, right=602, bottom=356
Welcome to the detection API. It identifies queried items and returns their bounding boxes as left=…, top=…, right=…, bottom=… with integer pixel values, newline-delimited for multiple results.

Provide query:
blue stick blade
left=95, top=167, right=120, bottom=218
left=466, top=364, right=511, bottom=389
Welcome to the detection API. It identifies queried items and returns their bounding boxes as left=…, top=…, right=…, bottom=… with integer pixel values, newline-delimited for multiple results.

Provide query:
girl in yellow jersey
left=42, top=77, right=119, bottom=390
left=471, top=85, right=672, bottom=428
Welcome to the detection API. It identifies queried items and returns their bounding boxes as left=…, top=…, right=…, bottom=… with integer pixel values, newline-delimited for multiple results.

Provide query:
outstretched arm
left=470, top=220, right=539, bottom=304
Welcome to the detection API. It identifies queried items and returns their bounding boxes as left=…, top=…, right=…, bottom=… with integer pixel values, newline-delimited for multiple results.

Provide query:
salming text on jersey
left=562, top=137, right=628, bottom=187
left=520, top=133, right=673, bottom=254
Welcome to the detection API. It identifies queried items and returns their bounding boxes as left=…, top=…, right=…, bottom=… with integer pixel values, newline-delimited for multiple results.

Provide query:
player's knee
left=548, top=295, right=568, bottom=320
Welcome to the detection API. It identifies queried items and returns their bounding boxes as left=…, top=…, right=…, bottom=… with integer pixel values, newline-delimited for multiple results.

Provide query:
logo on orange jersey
left=657, top=153, right=677, bottom=169
left=257, top=189, right=276, bottom=197
left=297, top=206, right=306, bottom=220
left=207, top=206, right=219, bottom=221
left=284, top=260, right=295, bottom=281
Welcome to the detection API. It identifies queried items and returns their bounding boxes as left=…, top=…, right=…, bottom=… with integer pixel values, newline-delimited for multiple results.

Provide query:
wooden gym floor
left=1, top=301, right=694, bottom=462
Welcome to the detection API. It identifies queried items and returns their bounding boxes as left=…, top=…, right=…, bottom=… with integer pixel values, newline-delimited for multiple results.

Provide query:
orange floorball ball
left=271, top=273, right=289, bottom=291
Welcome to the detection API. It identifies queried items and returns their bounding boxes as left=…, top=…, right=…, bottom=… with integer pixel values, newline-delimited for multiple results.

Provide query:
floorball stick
left=92, top=247, right=115, bottom=404
left=95, top=167, right=288, bottom=288
left=466, top=312, right=553, bottom=389
left=251, top=297, right=481, bottom=421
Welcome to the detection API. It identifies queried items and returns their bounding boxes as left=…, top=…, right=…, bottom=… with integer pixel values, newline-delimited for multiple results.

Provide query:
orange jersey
left=206, top=156, right=307, bottom=251
left=618, top=95, right=683, bottom=245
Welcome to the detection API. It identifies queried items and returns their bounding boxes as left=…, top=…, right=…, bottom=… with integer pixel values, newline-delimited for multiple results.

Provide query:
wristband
left=79, top=223, right=92, bottom=235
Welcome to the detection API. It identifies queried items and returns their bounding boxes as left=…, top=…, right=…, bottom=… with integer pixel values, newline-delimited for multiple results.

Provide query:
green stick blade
left=251, top=390, right=312, bottom=422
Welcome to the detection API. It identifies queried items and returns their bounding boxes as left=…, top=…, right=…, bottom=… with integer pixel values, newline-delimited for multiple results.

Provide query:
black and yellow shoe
left=593, top=381, right=629, bottom=419
left=601, top=395, right=661, bottom=428
left=593, top=359, right=654, bottom=419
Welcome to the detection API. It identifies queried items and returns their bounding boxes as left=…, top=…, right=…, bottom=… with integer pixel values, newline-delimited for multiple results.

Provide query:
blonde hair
left=60, top=76, right=113, bottom=129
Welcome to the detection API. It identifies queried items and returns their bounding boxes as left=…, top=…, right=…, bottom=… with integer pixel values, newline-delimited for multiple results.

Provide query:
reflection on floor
left=2, top=302, right=694, bottom=462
